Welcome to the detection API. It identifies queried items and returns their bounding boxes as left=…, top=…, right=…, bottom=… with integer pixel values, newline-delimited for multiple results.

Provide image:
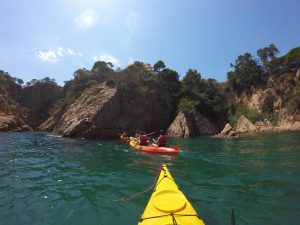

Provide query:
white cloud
left=126, top=11, right=139, bottom=34
left=67, top=48, right=76, bottom=55
left=56, top=47, right=64, bottom=57
left=37, top=50, right=59, bottom=63
left=36, top=47, right=79, bottom=63
left=93, top=53, right=120, bottom=66
left=76, top=9, right=98, bottom=31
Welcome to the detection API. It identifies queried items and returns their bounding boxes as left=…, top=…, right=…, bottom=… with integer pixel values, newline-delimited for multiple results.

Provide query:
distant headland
left=1, top=44, right=299, bottom=138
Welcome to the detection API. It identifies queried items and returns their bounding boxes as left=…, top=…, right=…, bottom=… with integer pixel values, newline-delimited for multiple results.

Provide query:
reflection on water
left=0, top=131, right=299, bottom=225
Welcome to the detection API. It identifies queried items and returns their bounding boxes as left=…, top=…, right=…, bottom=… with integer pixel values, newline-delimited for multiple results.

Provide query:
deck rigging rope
left=113, top=165, right=163, bottom=202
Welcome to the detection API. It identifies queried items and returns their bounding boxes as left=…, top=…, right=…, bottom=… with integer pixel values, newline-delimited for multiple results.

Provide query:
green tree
left=153, top=60, right=166, bottom=72
left=257, top=44, right=280, bottom=74
left=92, top=61, right=114, bottom=74
left=73, top=68, right=90, bottom=80
left=257, top=44, right=279, bottom=65
left=227, top=53, right=264, bottom=94
left=158, top=68, right=180, bottom=94
left=179, top=69, right=227, bottom=119
left=283, top=47, right=300, bottom=72
left=181, top=69, right=202, bottom=98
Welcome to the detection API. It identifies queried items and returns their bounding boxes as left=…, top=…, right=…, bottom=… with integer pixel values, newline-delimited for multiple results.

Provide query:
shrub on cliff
left=287, top=93, right=300, bottom=114
left=229, top=103, right=278, bottom=127
left=179, top=69, right=227, bottom=120
left=262, top=92, right=275, bottom=113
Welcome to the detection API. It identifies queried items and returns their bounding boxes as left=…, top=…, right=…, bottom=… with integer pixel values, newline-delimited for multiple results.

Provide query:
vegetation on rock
left=1, top=44, right=299, bottom=135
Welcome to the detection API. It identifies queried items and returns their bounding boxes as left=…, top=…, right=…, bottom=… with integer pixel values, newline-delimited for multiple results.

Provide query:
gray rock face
left=54, top=84, right=118, bottom=138
left=40, top=82, right=177, bottom=138
left=167, top=111, right=220, bottom=138
left=167, top=111, right=191, bottom=138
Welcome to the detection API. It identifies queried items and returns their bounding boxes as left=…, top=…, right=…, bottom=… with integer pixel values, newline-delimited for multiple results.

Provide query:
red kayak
left=129, top=137, right=179, bottom=154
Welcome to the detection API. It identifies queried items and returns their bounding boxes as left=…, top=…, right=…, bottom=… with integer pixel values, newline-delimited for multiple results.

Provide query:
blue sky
left=1, top=0, right=299, bottom=85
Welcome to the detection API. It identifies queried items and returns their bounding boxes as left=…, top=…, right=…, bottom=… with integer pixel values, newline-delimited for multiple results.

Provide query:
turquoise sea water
left=0, top=131, right=299, bottom=225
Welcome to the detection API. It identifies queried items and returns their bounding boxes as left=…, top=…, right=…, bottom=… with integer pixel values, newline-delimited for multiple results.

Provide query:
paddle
left=117, top=138, right=128, bottom=145
left=146, top=131, right=156, bottom=137
left=231, top=208, right=235, bottom=225
left=117, top=132, right=129, bottom=145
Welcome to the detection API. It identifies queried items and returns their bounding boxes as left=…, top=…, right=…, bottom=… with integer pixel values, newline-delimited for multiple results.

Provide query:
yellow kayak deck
left=138, top=164, right=205, bottom=225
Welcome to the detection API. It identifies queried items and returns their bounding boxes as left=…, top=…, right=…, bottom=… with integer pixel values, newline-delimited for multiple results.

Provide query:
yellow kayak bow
left=138, top=164, right=206, bottom=225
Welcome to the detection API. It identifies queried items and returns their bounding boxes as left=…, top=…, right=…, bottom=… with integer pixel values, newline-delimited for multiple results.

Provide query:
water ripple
left=0, top=131, right=299, bottom=225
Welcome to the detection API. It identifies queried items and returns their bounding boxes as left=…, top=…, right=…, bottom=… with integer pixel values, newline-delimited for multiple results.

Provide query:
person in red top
left=155, top=130, right=168, bottom=147
left=139, top=132, right=149, bottom=146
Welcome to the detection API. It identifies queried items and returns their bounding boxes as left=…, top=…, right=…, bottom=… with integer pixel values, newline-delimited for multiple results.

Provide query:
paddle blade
left=148, top=131, right=156, bottom=137
left=118, top=136, right=129, bottom=145
left=118, top=139, right=126, bottom=145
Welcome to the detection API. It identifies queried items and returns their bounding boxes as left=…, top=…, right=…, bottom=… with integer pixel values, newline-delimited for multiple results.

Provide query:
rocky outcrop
left=216, top=123, right=238, bottom=137
left=0, top=114, right=31, bottom=132
left=40, top=82, right=177, bottom=138
left=167, top=112, right=191, bottom=138
left=0, top=92, right=32, bottom=132
left=217, top=114, right=300, bottom=138
left=40, top=83, right=118, bottom=138
left=274, top=112, right=300, bottom=131
left=18, top=81, right=62, bottom=128
left=219, top=123, right=232, bottom=136
left=235, top=115, right=257, bottom=133
left=167, top=111, right=221, bottom=138
left=255, top=119, right=273, bottom=132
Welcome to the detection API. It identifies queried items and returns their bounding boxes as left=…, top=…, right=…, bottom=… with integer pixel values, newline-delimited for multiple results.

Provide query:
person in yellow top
left=133, top=130, right=142, bottom=141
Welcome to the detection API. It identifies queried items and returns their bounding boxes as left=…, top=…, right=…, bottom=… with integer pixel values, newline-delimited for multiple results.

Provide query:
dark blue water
left=0, top=131, right=299, bottom=225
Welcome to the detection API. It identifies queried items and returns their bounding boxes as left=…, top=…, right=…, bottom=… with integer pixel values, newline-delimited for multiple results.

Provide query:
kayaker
left=120, top=132, right=128, bottom=141
left=133, top=131, right=141, bottom=141
left=154, top=130, right=168, bottom=147
left=139, top=132, right=149, bottom=146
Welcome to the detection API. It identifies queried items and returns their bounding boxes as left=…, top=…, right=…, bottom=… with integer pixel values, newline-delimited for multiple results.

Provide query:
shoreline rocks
left=0, top=114, right=32, bottom=132
left=216, top=115, right=300, bottom=138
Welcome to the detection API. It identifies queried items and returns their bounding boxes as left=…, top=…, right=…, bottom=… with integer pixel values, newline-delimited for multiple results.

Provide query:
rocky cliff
left=40, top=81, right=177, bottom=138
left=0, top=93, right=31, bottom=132
left=0, top=72, right=31, bottom=132
left=19, top=79, right=62, bottom=128
left=167, top=111, right=221, bottom=138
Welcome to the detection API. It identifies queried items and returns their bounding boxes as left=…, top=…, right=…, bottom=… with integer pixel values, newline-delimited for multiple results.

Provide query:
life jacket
left=140, top=135, right=148, bottom=142
left=139, top=134, right=149, bottom=145
left=158, top=135, right=167, bottom=147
